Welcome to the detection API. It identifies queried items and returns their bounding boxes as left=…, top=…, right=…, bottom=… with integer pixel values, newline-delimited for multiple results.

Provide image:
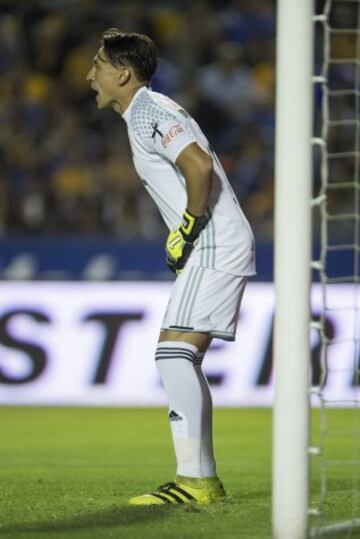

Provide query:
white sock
left=194, top=352, right=216, bottom=477
left=155, top=341, right=216, bottom=478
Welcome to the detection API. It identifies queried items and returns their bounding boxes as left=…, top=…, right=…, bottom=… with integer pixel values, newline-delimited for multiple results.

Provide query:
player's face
left=86, top=48, right=122, bottom=109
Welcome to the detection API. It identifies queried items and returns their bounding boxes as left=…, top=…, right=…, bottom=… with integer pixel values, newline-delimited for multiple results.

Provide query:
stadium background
left=0, top=0, right=279, bottom=408
left=0, top=2, right=358, bottom=538
left=1, top=0, right=275, bottom=280
left=0, top=0, right=353, bottom=280
left=0, top=0, right=356, bottom=402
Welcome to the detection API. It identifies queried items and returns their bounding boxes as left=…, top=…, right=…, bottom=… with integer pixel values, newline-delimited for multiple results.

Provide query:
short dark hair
left=101, top=29, right=158, bottom=82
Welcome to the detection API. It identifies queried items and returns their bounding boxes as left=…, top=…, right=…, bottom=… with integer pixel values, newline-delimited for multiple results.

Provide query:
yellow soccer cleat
left=128, top=476, right=226, bottom=506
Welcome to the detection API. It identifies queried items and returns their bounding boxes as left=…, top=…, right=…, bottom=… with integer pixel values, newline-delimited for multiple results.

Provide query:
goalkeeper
left=87, top=29, right=256, bottom=505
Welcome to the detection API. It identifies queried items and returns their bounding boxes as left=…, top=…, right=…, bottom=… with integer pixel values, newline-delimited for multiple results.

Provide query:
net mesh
left=311, top=0, right=360, bottom=535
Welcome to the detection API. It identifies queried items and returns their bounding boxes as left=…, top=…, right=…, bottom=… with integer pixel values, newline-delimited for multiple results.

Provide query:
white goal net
left=311, top=0, right=360, bottom=535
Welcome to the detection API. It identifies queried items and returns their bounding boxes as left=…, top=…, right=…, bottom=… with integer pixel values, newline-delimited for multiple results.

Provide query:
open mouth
left=91, top=87, right=100, bottom=102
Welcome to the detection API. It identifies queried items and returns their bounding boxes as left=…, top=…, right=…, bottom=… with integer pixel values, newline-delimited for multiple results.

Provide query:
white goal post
left=273, top=0, right=360, bottom=537
left=272, top=0, right=314, bottom=538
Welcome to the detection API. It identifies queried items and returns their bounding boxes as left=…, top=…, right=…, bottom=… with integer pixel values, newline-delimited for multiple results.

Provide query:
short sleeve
left=150, top=118, right=197, bottom=163
left=130, top=91, right=196, bottom=164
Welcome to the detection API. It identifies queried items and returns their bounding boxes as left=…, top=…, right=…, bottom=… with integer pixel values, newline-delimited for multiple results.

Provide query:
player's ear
left=118, top=66, right=131, bottom=86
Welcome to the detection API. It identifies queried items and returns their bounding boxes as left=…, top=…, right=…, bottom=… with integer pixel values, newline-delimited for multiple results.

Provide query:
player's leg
left=158, top=329, right=218, bottom=488
left=129, top=330, right=224, bottom=505
left=129, top=266, right=247, bottom=505
left=156, top=329, right=216, bottom=476
left=158, top=329, right=211, bottom=348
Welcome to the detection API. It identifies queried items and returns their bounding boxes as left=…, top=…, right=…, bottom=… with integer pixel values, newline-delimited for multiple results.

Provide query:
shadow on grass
left=0, top=505, right=174, bottom=536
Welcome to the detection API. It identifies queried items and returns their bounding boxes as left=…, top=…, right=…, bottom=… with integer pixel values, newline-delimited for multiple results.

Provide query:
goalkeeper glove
left=166, top=209, right=207, bottom=275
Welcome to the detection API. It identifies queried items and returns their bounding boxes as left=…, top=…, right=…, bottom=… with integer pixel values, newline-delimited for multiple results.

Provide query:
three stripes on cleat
left=149, top=482, right=195, bottom=504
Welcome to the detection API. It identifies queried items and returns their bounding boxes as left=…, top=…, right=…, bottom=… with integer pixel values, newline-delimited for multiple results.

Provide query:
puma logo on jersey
left=161, top=124, right=184, bottom=148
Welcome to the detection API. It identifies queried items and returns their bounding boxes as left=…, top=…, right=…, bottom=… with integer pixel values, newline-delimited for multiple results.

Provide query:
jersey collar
left=122, top=86, right=148, bottom=123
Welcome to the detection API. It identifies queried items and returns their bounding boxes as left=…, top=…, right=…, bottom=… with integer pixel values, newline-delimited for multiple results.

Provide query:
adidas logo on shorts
left=169, top=410, right=183, bottom=422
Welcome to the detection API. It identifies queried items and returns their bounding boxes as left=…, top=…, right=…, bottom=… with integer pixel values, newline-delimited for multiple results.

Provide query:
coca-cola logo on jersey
left=161, top=124, right=184, bottom=148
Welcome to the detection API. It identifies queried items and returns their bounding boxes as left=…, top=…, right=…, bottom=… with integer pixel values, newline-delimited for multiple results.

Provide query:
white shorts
left=161, top=265, right=247, bottom=341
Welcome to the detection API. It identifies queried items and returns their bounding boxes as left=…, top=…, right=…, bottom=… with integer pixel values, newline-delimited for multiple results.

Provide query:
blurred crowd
left=0, top=0, right=357, bottom=242
left=0, top=0, right=275, bottom=240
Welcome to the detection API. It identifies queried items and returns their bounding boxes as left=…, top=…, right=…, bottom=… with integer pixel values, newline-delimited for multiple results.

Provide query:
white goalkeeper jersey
left=122, top=86, right=256, bottom=276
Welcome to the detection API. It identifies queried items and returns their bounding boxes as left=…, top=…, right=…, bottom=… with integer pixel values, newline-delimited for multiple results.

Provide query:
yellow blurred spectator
left=22, top=73, right=52, bottom=103
left=152, top=8, right=185, bottom=44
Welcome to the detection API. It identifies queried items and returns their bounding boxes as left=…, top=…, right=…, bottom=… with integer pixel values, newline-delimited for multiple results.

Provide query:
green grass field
left=0, top=407, right=359, bottom=539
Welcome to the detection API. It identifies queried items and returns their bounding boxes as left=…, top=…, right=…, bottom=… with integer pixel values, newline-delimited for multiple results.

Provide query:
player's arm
left=147, top=115, right=213, bottom=274
left=175, top=142, right=213, bottom=217
left=165, top=143, right=213, bottom=275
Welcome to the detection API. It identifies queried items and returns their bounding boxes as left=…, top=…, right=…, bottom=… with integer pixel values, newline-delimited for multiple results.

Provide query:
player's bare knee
left=159, top=329, right=211, bottom=351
